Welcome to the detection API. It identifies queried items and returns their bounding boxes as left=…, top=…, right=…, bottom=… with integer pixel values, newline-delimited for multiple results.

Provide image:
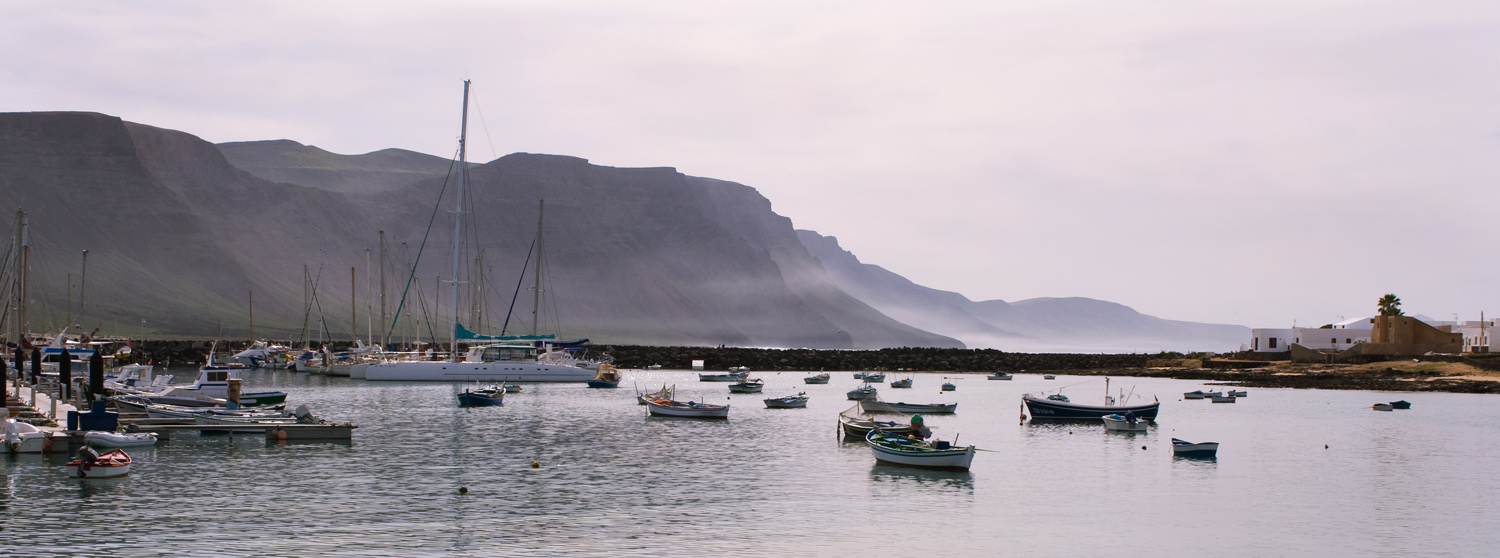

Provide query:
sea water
left=4, top=369, right=1497, bottom=557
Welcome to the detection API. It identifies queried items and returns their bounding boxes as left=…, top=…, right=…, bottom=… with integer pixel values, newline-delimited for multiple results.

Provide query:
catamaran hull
left=363, top=361, right=597, bottom=382
left=1024, top=394, right=1160, bottom=421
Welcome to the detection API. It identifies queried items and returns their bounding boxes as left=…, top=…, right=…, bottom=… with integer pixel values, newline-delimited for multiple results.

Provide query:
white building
left=1250, top=317, right=1374, bottom=353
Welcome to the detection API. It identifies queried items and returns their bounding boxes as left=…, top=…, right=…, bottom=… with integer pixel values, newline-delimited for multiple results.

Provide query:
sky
left=3, top=0, right=1497, bottom=329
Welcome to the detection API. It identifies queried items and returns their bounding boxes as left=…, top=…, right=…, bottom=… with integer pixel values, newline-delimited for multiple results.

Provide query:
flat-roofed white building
left=1250, top=317, right=1374, bottom=352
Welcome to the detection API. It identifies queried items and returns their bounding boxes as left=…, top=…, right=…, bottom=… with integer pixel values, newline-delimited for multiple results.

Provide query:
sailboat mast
left=532, top=199, right=544, bottom=333
left=450, top=79, right=470, bottom=361
left=379, top=230, right=387, bottom=349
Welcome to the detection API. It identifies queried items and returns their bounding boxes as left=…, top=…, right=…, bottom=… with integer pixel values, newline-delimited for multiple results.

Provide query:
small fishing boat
left=847, top=386, right=878, bottom=400
left=865, top=431, right=975, bottom=471
left=1171, top=438, right=1219, bottom=458
left=1372, top=403, right=1394, bottom=412
left=645, top=399, right=730, bottom=419
left=1202, top=390, right=1224, bottom=398
left=804, top=373, right=830, bottom=384
left=863, top=372, right=887, bottom=382
left=852, top=372, right=865, bottom=379
left=68, top=447, right=131, bottom=478
left=728, top=366, right=750, bottom=373
left=83, top=430, right=158, bottom=449
left=890, top=378, right=912, bottom=389
left=458, top=386, right=505, bottom=406
left=763, top=394, right=809, bottom=408
left=586, top=363, right=622, bottom=388
left=728, top=379, right=765, bottom=393
left=1043, top=375, right=1056, bottom=380
left=1210, top=395, right=1236, bottom=403
left=1183, top=390, right=1206, bottom=400
left=861, top=400, right=957, bottom=414
left=1228, top=390, right=1248, bottom=397
left=1391, top=400, right=1411, bottom=409
left=838, top=404, right=915, bottom=439
left=636, top=384, right=675, bottom=405
left=1023, top=378, right=1160, bottom=421
left=1101, top=413, right=1148, bottom=432
left=698, top=372, right=749, bottom=382
left=986, top=372, right=1013, bottom=380
left=941, top=382, right=956, bottom=391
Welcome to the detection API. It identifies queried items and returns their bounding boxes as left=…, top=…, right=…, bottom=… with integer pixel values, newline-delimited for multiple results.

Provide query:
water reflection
left=869, top=464, right=975, bottom=493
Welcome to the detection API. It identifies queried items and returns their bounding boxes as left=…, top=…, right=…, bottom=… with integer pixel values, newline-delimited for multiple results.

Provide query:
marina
left=4, top=367, right=1500, bottom=555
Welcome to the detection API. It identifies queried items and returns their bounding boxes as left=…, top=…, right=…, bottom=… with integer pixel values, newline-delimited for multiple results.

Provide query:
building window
left=1346, top=339, right=1352, bottom=344
left=1269, top=338, right=1278, bottom=349
left=1331, top=338, right=1336, bottom=344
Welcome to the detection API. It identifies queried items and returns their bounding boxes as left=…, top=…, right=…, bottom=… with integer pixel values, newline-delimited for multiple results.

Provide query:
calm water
left=4, top=369, right=1497, bottom=557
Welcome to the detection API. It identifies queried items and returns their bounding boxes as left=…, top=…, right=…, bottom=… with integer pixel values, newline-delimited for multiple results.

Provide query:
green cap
left=911, top=414, right=923, bottom=422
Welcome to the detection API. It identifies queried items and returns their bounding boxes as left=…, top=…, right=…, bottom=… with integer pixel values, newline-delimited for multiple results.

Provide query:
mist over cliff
left=0, top=110, right=1246, bottom=352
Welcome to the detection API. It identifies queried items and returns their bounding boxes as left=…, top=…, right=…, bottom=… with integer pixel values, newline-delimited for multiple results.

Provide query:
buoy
left=459, top=487, right=468, bottom=494
left=275, top=429, right=287, bottom=441
left=1141, top=446, right=1147, bottom=450
left=1325, top=444, right=1329, bottom=449
left=531, top=461, right=540, bottom=469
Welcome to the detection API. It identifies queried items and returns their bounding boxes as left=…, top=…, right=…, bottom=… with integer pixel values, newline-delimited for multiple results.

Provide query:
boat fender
left=275, top=428, right=287, bottom=441
left=42, top=436, right=53, bottom=452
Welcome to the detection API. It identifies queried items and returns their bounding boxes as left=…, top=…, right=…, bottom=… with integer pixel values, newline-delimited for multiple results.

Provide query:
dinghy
left=645, top=399, right=730, bottom=418
left=1391, top=400, right=1411, bottom=409
left=1102, top=413, right=1148, bottom=432
left=986, top=372, right=1013, bottom=380
left=68, top=447, right=131, bottom=478
left=941, top=382, right=956, bottom=392
left=1171, top=438, right=1219, bottom=457
left=1372, top=403, right=1394, bottom=411
left=865, top=430, right=975, bottom=471
left=84, top=430, right=159, bottom=449
left=727, top=379, right=764, bottom=393
left=763, top=394, right=809, bottom=408
left=803, top=373, right=830, bottom=384
left=1183, top=390, right=1206, bottom=400
left=847, top=386, right=878, bottom=401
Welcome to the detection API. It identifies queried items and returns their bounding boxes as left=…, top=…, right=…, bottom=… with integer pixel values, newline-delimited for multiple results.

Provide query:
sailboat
left=363, top=81, right=595, bottom=383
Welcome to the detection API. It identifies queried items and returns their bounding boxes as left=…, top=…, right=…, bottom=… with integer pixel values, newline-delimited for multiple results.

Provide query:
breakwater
left=602, top=345, right=1151, bottom=372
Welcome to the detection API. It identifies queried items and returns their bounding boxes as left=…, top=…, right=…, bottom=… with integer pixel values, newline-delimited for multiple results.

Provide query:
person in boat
left=1123, top=410, right=1137, bottom=425
left=908, top=414, right=931, bottom=440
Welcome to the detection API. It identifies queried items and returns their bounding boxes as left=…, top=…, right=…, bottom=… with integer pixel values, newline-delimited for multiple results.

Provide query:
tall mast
left=350, top=266, right=357, bottom=344
left=378, top=230, right=386, bottom=349
left=450, top=79, right=470, bottom=360
left=532, top=199, right=544, bottom=333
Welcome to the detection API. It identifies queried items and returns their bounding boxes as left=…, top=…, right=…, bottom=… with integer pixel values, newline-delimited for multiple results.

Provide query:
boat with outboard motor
left=865, top=430, right=975, bottom=471
left=84, top=430, right=159, bottom=448
left=1102, top=413, right=1149, bottom=432
left=68, top=447, right=131, bottom=478
left=1023, top=377, right=1159, bottom=421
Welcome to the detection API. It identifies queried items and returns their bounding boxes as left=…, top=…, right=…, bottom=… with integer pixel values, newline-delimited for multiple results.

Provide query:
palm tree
left=1377, top=294, right=1403, bottom=317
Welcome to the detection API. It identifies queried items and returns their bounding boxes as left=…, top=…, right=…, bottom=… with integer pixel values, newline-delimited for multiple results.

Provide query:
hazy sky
left=4, top=1, right=1497, bottom=328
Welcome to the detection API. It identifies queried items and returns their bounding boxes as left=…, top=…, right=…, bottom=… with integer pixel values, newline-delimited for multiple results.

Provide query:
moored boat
left=1101, top=413, right=1148, bottom=432
left=1372, top=403, right=1394, bottom=411
left=586, top=363, right=623, bottom=388
left=1210, top=395, right=1236, bottom=403
left=803, top=373, right=830, bottom=384
left=865, top=431, right=975, bottom=471
left=763, top=394, right=809, bottom=408
left=68, top=447, right=131, bottom=478
left=838, top=404, right=915, bottom=439
left=1043, top=375, right=1057, bottom=380
left=847, top=386, right=878, bottom=400
left=1023, top=378, right=1160, bottom=421
left=1390, top=400, right=1411, bottom=409
left=890, top=378, right=912, bottom=389
left=863, top=372, right=887, bottom=382
left=986, top=372, right=1013, bottom=380
left=698, top=372, right=749, bottom=382
left=5, top=419, right=56, bottom=453
left=645, top=399, right=730, bottom=418
left=941, top=382, right=956, bottom=391
left=83, top=430, right=158, bottom=449
left=1171, top=438, right=1219, bottom=457
left=1228, top=390, right=1248, bottom=397
left=1183, top=390, right=1206, bottom=400
left=862, top=400, right=957, bottom=414
left=458, top=386, right=505, bottom=406
left=636, top=384, right=674, bottom=405
left=727, top=379, right=764, bottom=393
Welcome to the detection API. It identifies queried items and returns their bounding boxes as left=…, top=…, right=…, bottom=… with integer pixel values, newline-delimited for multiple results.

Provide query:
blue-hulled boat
left=1023, top=378, right=1159, bottom=421
left=1171, top=438, right=1219, bottom=457
left=586, top=364, right=622, bottom=388
left=458, top=386, right=505, bottom=406
left=1391, top=400, right=1411, bottom=409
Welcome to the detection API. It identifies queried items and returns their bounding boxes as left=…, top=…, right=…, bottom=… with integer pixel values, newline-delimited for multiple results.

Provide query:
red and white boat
left=67, top=447, right=132, bottom=479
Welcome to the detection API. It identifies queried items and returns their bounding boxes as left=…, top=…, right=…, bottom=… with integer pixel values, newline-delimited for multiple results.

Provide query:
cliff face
left=0, top=112, right=960, bottom=349
left=797, top=229, right=1250, bottom=352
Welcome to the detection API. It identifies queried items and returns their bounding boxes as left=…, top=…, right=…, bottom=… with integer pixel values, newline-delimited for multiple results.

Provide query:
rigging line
left=468, top=83, right=500, bottom=163
left=384, top=147, right=461, bottom=343
left=499, top=239, right=534, bottom=335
